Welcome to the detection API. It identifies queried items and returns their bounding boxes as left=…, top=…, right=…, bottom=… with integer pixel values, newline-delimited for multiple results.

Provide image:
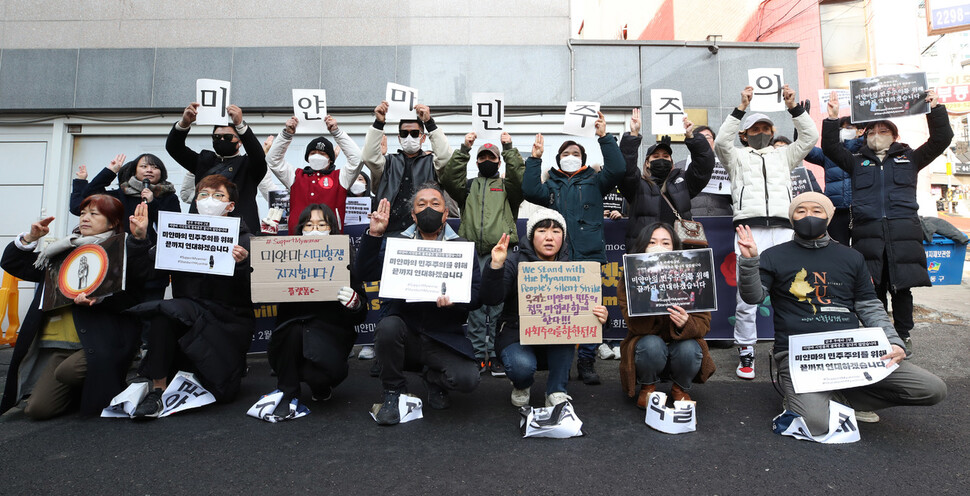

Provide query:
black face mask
left=649, top=159, right=673, bottom=181
left=478, top=159, right=499, bottom=178
left=792, top=216, right=828, bottom=240
left=415, top=207, right=445, bottom=234
left=213, top=139, right=238, bottom=157
left=747, top=133, right=773, bottom=150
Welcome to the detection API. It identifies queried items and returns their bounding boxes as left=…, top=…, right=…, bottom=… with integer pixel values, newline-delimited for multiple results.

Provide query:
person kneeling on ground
left=357, top=182, right=498, bottom=425
left=127, top=175, right=255, bottom=418
left=736, top=192, right=946, bottom=437
left=263, top=203, right=368, bottom=419
left=617, top=222, right=715, bottom=409
left=482, top=208, right=608, bottom=408
left=0, top=195, right=140, bottom=420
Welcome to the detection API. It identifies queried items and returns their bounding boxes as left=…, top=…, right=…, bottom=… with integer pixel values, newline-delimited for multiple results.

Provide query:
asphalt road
left=1, top=313, right=967, bottom=495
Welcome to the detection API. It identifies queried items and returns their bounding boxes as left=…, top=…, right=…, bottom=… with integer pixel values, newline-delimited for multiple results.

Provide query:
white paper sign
left=473, top=92, right=505, bottom=141
left=650, top=89, right=686, bottom=135
left=818, top=88, right=851, bottom=113
left=101, top=382, right=150, bottom=418
left=246, top=390, right=310, bottom=423
left=101, top=371, right=215, bottom=418
left=155, top=211, right=241, bottom=277
left=519, top=402, right=584, bottom=438
left=378, top=237, right=475, bottom=303
left=686, top=155, right=730, bottom=195
left=788, top=328, right=898, bottom=394
left=563, top=101, right=601, bottom=137
left=369, top=393, right=423, bottom=423
left=748, top=68, right=786, bottom=112
left=292, top=89, right=328, bottom=135
left=772, top=401, right=861, bottom=444
left=644, top=391, right=696, bottom=434
left=385, top=82, right=419, bottom=123
left=159, top=371, right=216, bottom=417
left=196, top=79, right=232, bottom=126
left=343, top=197, right=372, bottom=226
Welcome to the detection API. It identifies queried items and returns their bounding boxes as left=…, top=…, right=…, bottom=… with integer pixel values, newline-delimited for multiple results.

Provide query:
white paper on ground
left=101, top=382, right=150, bottom=418
left=772, top=400, right=861, bottom=444
left=643, top=391, right=696, bottom=434
left=158, top=371, right=216, bottom=418
left=369, top=393, right=423, bottom=424
left=520, top=402, right=584, bottom=438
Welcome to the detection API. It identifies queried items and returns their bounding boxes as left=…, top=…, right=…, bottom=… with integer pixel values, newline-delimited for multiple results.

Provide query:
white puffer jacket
left=714, top=107, right=818, bottom=226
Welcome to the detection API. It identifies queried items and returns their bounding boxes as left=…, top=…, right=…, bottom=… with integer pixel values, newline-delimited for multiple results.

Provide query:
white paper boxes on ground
left=644, top=391, right=696, bottom=434
left=519, top=402, right=584, bottom=439
left=101, top=371, right=215, bottom=418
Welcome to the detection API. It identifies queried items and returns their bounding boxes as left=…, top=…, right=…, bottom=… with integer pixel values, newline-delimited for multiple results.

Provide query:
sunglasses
left=398, top=129, right=422, bottom=138
left=212, top=134, right=236, bottom=142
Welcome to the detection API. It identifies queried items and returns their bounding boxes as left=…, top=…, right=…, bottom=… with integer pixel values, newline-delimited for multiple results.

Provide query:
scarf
left=123, top=176, right=176, bottom=198
left=34, top=231, right=113, bottom=269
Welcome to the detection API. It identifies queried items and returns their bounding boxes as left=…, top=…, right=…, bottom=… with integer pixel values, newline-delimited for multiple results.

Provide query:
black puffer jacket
left=618, top=132, right=715, bottom=252
left=125, top=222, right=255, bottom=402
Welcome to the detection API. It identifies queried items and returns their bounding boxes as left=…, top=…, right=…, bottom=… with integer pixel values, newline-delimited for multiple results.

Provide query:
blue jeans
left=501, top=343, right=575, bottom=395
left=634, top=335, right=702, bottom=390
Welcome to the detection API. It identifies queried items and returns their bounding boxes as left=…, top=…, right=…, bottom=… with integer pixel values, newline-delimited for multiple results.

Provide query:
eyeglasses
left=399, top=129, right=421, bottom=138
left=302, top=222, right=331, bottom=232
left=866, top=128, right=893, bottom=137
left=196, top=192, right=228, bottom=201
left=212, top=134, right=236, bottom=142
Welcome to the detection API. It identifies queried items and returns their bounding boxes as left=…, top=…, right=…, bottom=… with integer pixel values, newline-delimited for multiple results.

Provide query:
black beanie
left=305, top=136, right=336, bottom=163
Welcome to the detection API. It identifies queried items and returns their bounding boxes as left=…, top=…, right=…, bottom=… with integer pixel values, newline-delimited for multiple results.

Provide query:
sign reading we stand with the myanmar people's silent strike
left=517, top=261, right=603, bottom=345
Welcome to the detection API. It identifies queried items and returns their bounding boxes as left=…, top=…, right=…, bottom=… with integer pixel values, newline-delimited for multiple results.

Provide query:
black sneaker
left=423, top=373, right=451, bottom=410
left=311, top=386, right=333, bottom=402
left=375, top=390, right=401, bottom=425
left=369, top=361, right=382, bottom=378
left=489, top=359, right=506, bottom=377
left=577, top=357, right=601, bottom=385
left=478, top=359, right=487, bottom=375
left=273, top=397, right=294, bottom=419
left=133, top=388, right=164, bottom=419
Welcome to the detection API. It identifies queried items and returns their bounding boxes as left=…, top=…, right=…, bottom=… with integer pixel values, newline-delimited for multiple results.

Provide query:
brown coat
left=617, top=283, right=716, bottom=398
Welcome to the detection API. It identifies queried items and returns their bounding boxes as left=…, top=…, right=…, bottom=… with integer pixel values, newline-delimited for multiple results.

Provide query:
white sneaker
left=511, top=387, right=530, bottom=407
left=596, top=343, right=614, bottom=360
left=545, top=392, right=572, bottom=407
left=855, top=410, right=880, bottom=423
left=612, top=345, right=621, bottom=360
left=358, top=345, right=375, bottom=360
left=736, top=349, right=755, bottom=380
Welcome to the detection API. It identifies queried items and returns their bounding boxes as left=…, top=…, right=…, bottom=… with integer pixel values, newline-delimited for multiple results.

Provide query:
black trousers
left=141, top=314, right=194, bottom=382
left=374, top=316, right=480, bottom=394
left=829, top=208, right=851, bottom=246
left=272, top=322, right=352, bottom=399
left=877, top=258, right=914, bottom=339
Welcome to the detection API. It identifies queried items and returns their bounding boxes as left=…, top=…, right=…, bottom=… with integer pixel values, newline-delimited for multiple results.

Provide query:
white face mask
left=839, top=128, right=857, bottom=141
left=646, top=244, right=671, bottom=253
left=196, top=197, right=230, bottom=216
left=307, top=154, right=330, bottom=171
left=400, top=136, right=422, bottom=154
left=303, top=229, right=329, bottom=236
left=559, top=156, right=582, bottom=173
left=350, top=182, right=367, bottom=195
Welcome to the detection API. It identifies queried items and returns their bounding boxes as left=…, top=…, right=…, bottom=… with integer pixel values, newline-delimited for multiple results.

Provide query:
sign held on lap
left=517, top=261, right=602, bottom=345
left=378, top=237, right=475, bottom=303
left=249, top=235, right=351, bottom=303
left=788, top=327, right=898, bottom=394
left=622, top=249, right=717, bottom=317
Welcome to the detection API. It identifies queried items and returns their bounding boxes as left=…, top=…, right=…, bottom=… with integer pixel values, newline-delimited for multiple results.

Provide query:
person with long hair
left=617, top=222, right=715, bottom=409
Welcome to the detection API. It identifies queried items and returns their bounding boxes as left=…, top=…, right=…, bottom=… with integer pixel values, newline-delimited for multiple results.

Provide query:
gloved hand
left=260, top=207, right=284, bottom=234
left=337, top=286, right=361, bottom=310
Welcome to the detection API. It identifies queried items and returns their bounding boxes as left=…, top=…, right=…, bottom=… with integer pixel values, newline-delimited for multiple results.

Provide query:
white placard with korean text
left=385, top=82, right=419, bottom=123
left=344, top=196, right=372, bottom=226
left=378, top=237, right=475, bottom=303
left=473, top=92, right=505, bottom=141
left=196, top=79, right=231, bottom=126
left=292, top=89, right=328, bottom=135
left=650, top=89, right=686, bottom=135
left=788, top=327, right=898, bottom=394
left=563, top=101, right=601, bottom=137
left=747, top=68, right=786, bottom=112
left=155, top=211, right=240, bottom=277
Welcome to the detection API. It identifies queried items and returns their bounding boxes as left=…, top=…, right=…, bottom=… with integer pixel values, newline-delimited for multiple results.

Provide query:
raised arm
left=501, top=133, right=526, bottom=213
left=521, top=134, right=554, bottom=206
left=714, top=87, right=751, bottom=178
left=361, top=101, right=389, bottom=186
left=230, top=106, right=267, bottom=183
left=682, top=118, right=715, bottom=197
left=417, top=104, right=454, bottom=173
left=265, top=118, right=298, bottom=188
left=439, top=132, right=474, bottom=208
left=911, top=93, right=955, bottom=170
left=820, top=91, right=857, bottom=173
left=329, top=116, right=365, bottom=190
left=618, top=130, right=643, bottom=202
left=165, top=103, right=202, bottom=173
left=784, top=90, right=819, bottom=168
